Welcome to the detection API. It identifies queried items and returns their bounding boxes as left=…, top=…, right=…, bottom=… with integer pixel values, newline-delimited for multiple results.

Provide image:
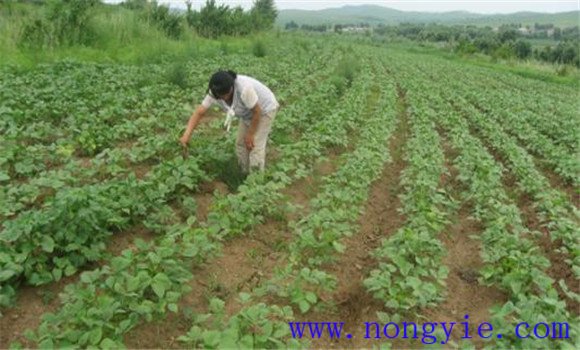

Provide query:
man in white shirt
left=180, top=70, right=279, bottom=174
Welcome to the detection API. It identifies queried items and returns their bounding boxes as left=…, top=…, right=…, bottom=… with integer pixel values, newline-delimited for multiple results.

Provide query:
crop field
left=0, top=38, right=578, bottom=349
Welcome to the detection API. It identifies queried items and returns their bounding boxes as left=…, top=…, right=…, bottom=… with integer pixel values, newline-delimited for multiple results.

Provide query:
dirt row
left=470, top=132, right=580, bottom=315
left=297, top=84, right=411, bottom=349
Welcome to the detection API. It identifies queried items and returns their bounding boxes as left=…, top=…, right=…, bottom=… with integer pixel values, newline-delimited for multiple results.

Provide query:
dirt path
left=418, top=134, right=508, bottom=349
left=294, top=83, right=409, bottom=349
left=456, top=109, right=579, bottom=316
left=531, top=157, right=579, bottom=210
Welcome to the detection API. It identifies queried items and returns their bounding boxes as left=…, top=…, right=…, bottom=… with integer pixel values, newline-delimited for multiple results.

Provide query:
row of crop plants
left=0, top=45, right=335, bottom=219
left=0, top=46, right=339, bottom=308
left=17, top=51, right=378, bottom=348
left=397, top=58, right=579, bottom=348
left=446, top=71, right=577, bottom=185
left=362, top=71, right=456, bottom=348
left=175, top=62, right=404, bottom=349
left=461, top=63, right=577, bottom=125
left=262, top=64, right=396, bottom=313
left=421, top=62, right=579, bottom=302
left=437, top=100, right=578, bottom=349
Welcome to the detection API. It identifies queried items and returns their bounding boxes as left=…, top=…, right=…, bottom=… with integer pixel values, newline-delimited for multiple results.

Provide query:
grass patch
left=0, top=2, right=264, bottom=67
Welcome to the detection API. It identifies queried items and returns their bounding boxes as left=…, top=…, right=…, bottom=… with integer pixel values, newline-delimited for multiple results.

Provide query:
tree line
left=285, top=20, right=579, bottom=67
left=375, top=23, right=579, bottom=67
left=13, top=0, right=278, bottom=49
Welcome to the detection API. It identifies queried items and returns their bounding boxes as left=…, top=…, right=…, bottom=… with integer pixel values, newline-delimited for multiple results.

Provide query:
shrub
left=166, top=61, right=189, bottom=89
left=20, top=0, right=99, bottom=48
left=252, top=40, right=267, bottom=57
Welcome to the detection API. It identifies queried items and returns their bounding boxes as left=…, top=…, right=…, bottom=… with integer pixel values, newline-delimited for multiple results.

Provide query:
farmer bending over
left=180, top=70, right=279, bottom=173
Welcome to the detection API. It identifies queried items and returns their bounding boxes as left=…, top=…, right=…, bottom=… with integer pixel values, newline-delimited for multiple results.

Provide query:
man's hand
left=245, top=133, right=255, bottom=150
left=179, top=134, right=190, bottom=147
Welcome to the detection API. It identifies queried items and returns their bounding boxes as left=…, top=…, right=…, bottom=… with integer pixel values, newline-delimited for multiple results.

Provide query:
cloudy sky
left=112, top=0, right=579, bottom=13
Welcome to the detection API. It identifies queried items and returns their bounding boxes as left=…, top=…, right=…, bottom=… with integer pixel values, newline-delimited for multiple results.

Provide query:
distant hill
left=277, top=5, right=580, bottom=27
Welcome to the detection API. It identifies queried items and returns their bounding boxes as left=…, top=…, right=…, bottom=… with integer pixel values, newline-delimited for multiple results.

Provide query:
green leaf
left=147, top=252, right=161, bottom=265
left=64, top=264, right=76, bottom=277
left=40, top=236, right=55, bottom=253
left=202, top=330, right=221, bottom=348
left=0, top=269, right=16, bottom=282
left=0, top=171, right=10, bottom=182
left=209, top=298, right=225, bottom=313
left=509, top=280, right=522, bottom=294
left=111, top=257, right=130, bottom=271
left=151, top=273, right=171, bottom=298
left=127, top=276, right=140, bottom=292
left=238, top=292, right=251, bottom=304
left=298, top=299, right=310, bottom=313
left=168, top=303, right=178, bottom=313
left=134, top=239, right=149, bottom=250
left=23, top=329, right=37, bottom=342
left=38, top=338, right=54, bottom=349
left=8, top=341, right=23, bottom=349
left=80, top=272, right=94, bottom=284
left=52, top=268, right=62, bottom=281
left=151, top=282, right=166, bottom=298
left=100, top=338, right=118, bottom=349
left=332, top=241, right=345, bottom=253
left=119, top=320, right=132, bottom=332
left=182, top=244, right=199, bottom=258
left=89, top=328, right=102, bottom=345
left=133, top=304, right=152, bottom=315
left=407, top=276, right=421, bottom=290
left=305, top=292, right=317, bottom=304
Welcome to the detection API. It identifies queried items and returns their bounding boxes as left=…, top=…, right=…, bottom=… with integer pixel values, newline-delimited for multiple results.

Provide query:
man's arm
left=180, top=105, right=208, bottom=146
left=245, top=103, right=261, bottom=150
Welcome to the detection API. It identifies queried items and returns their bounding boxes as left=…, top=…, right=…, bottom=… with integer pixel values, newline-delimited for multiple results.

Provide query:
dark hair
left=208, top=70, right=237, bottom=98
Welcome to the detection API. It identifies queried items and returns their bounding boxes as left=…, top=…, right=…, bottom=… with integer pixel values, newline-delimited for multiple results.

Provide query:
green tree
left=147, top=2, right=183, bottom=39
left=498, top=28, right=518, bottom=43
left=195, top=0, right=230, bottom=38
left=251, top=0, right=277, bottom=30
left=229, top=6, right=252, bottom=36
left=121, top=0, right=148, bottom=10
left=285, top=21, right=298, bottom=31
left=553, top=27, right=561, bottom=40
left=513, top=40, right=531, bottom=59
left=493, top=42, right=515, bottom=60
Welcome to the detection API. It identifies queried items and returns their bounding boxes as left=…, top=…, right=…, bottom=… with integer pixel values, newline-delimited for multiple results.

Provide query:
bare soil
left=0, top=274, right=78, bottom=348
left=419, top=137, right=508, bottom=349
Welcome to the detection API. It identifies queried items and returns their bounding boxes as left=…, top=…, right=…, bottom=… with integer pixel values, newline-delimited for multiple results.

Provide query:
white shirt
left=201, top=75, right=279, bottom=124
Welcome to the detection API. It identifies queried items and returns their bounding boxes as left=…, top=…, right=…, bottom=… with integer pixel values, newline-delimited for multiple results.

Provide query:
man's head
left=208, top=70, right=237, bottom=100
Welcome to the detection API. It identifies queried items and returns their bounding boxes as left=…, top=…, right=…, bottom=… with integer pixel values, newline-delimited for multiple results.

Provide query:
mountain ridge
left=277, top=5, right=580, bottom=27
